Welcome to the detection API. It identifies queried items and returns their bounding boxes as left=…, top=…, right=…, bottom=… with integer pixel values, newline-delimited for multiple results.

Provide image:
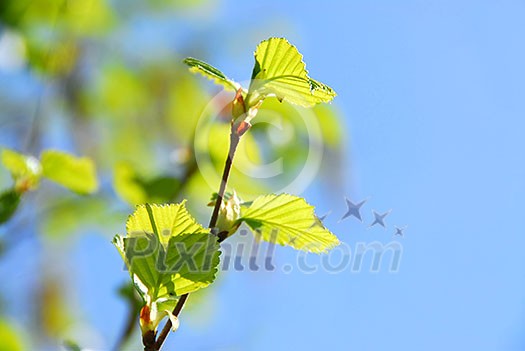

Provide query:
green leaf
left=239, top=194, right=340, bottom=253
left=183, top=57, right=240, bottom=91
left=1, top=148, right=42, bottom=191
left=0, top=189, right=21, bottom=225
left=247, top=37, right=336, bottom=108
left=113, top=202, right=220, bottom=332
left=40, top=150, right=98, bottom=195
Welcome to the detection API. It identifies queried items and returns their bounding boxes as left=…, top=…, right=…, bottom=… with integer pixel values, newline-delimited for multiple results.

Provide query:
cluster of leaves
left=185, top=37, right=335, bottom=112
left=0, top=0, right=114, bottom=76
left=114, top=38, right=342, bottom=345
left=0, top=148, right=98, bottom=224
left=114, top=194, right=339, bottom=336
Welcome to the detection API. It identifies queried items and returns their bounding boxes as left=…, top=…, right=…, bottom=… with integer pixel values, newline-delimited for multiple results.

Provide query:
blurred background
left=1, top=0, right=524, bottom=350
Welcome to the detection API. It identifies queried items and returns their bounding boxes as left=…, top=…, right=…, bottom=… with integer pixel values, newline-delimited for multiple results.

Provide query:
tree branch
left=153, top=130, right=242, bottom=350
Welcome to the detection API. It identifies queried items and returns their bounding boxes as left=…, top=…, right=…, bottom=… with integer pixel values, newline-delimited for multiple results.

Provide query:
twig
left=153, top=131, right=242, bottom=350
left=208, top=132, right=240, bottom=229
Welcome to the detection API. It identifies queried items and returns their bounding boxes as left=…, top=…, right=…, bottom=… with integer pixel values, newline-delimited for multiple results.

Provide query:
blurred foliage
left=0, top=0, right=345, bottom=349
left=0, top=0, right=114, bottom=76
left=0, top=190, right=20, bottom=225
left=40, top=196, right=120, bottom=239
left=38, top=277, right=72, bottom=339
left=0, top=318, right=25, bottom=351
left=41, top=150, right=98, bottom=194
left=0, top=148, right=98, bottom=224
left=63, top=340, right=82, bottom=351
left=1, top=149, right=41, bottom=192
left=114, top=161, right=182, bottom=205
left=313, top=104, right=343, bottom=147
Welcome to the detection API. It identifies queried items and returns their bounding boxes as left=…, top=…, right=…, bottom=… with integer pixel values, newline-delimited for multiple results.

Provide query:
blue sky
left=2, top=0, right=525, bottom=350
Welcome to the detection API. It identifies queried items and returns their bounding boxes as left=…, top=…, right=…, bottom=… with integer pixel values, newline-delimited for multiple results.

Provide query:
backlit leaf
left=247, top=38, right=336, bottom=108
left=113, top=202, right=220, bottom=332
left=239, top=193, right=340, bottom=253
left=184, top=57, right=240, bottom=91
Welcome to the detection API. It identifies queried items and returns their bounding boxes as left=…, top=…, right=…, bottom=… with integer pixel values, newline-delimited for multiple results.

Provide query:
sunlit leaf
left=239, top=194, right=340, bottom=253
left=247, top=37, right=336, bottom=108
left=113, top=203, right=220, bottom=332
left=41, top=150, right=98, bottom=195
left=183, top=57, right=240, bottom=91
left=1, top=148, right=42, bottom=192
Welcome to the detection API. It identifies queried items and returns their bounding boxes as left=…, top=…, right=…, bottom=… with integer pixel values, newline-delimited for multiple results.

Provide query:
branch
left=153, top=130, right=242, bottom=350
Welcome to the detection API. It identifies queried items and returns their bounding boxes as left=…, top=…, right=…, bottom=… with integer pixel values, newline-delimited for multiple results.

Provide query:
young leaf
left=239, top=194, right=340, bottom=253
left=208, top=191, right=242, bottom=236
left=183, top=57, right=240, bottom=91
left=113, top=202, right=220, bottom=333
left=40, top=150, right=98, bottom=195
left=1, top=148, right=42, bottom=192
left=247, top=37, right=336, bottom=108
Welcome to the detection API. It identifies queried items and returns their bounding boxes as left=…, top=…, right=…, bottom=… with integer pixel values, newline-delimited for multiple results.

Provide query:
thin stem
left=208, top=133, right=240, bottom=228
left=153, top=131, right=242, bottom=351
